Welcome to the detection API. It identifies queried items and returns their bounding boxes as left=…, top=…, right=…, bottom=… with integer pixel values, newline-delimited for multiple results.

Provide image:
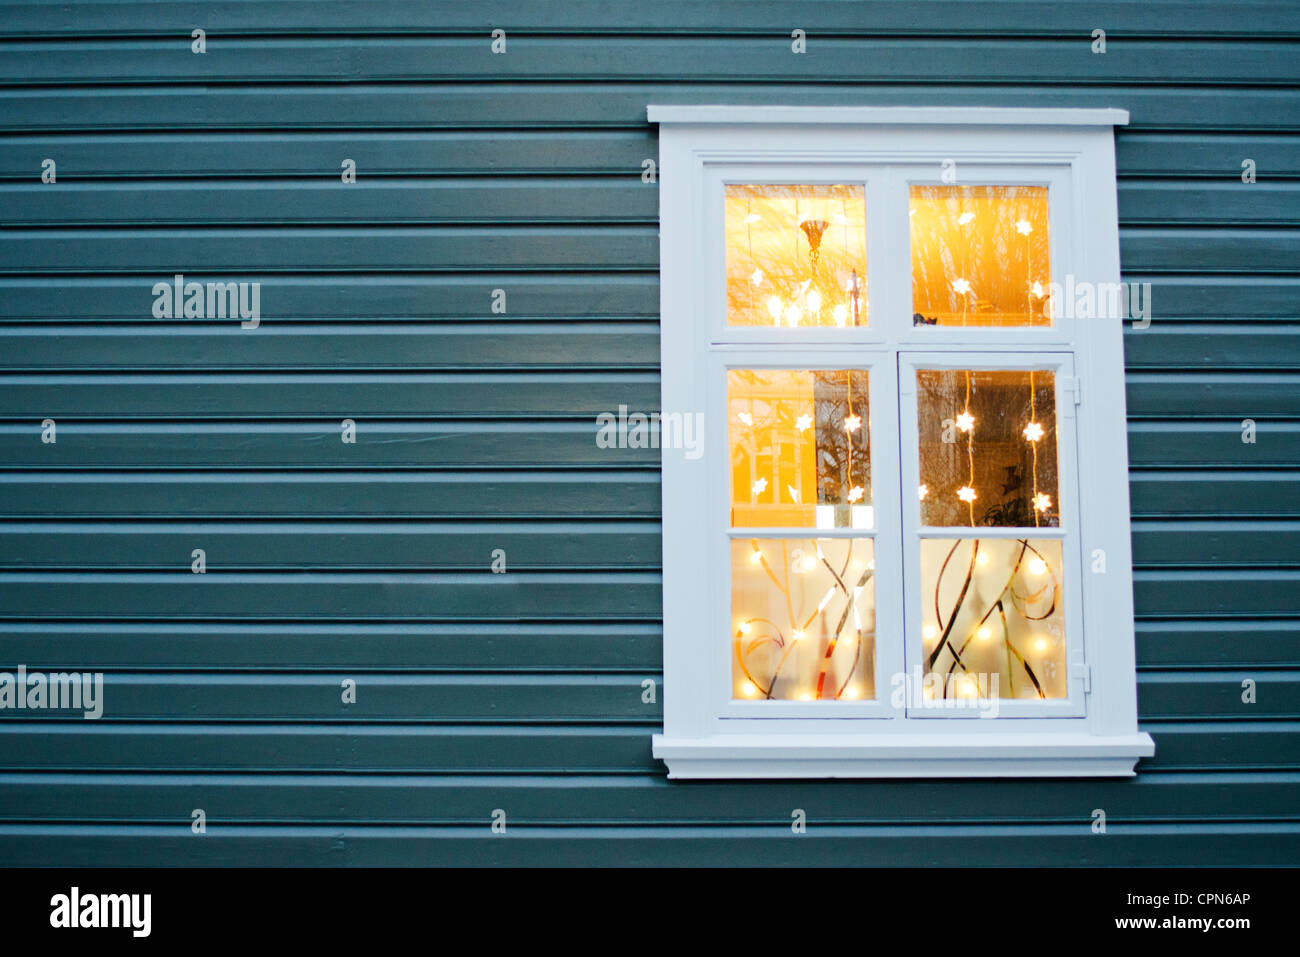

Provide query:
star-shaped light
left=737, top=411, right=753, bottom=426
left=955, top=411, right=975, bottom=433
left=795, top=413, right=813, bottom=432
left=843, top=413, right=862, bottom=433
left=847, top=485, right=865, bottom=503
left=1023, top=421, right=1044, bottom=442
left=957, top=486, right=977, bottom=503
left=952, top=278, right=972, bottom=295
left=1016, top=219, right=1033, bottom=235
left=744, top=213, right=761, bottom=225
left=1033, top=493, right=1052, bottom=513
left=751, top=478, right=767, bottom=495
left=790, top=629, right=806, bottom=642
left=1031, top=281, right=1045, bottom=298
left=918, top=483, right=929, bottom=501
left=958, top=211, right=975, bottom=225
left=750, top=268, right=764, bottom=287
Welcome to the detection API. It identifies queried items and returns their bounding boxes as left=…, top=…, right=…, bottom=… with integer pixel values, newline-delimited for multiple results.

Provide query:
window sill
left=653, top=732, right=1155, bottom=779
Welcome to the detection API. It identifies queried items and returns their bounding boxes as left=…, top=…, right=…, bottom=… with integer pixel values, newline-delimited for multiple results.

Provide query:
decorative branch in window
left=732, top=538, right=876, bottom=701
left=921, top=538, right=1066, bottom=700
left=725, top=184, right=867, bottom=327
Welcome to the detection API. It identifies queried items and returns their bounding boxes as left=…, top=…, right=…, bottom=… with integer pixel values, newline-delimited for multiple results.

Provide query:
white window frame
left=651, top=106, right=1154, bottom=779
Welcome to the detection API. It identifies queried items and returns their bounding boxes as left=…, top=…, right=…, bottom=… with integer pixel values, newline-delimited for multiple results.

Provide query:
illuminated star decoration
left=847, top=485, right=865, bottom=503
left=795, top=413, right=813, bottom=432
left=1034, top=493, right=1052, bottom=513
left=737, top=411, right=753, bottom=426
left=958, top=211, right=975, bottom=225
left=843, top=413, right=862, bottom=433
left=955, top=411, right=975, bottom=433
left=751, top=478, right=768, bottom=495
left=952, top=278, right=972, bottom=295
left=1016, top=219, right=1033, bottom=235
left=1023, top=421, right=1044, bottom=442
left=957, top=486, right=977, bottom=503
left=918, top=483, right=929, bottom=501
left=750, top=268, right=764, bottom=287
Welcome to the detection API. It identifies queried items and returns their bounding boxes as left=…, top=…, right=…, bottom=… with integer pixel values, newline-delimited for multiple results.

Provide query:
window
left=650, top=106, right=1154, bottom=778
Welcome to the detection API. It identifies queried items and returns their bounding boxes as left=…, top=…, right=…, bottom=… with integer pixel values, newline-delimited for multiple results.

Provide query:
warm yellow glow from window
left=919, top=538, right=1066, bottom=699
left=726, top=184, right=867, bottom=327
left=910, top=185, right=1050, bottom=327
left=731, top=538, right=875, bottom=701
left=729, top=369, right=871, bottom=529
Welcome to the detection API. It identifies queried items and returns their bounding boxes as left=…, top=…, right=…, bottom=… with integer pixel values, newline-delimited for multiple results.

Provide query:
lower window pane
left=919, top=537, right=1066, bottom=700
left=731, top=538, right=875, bottom=701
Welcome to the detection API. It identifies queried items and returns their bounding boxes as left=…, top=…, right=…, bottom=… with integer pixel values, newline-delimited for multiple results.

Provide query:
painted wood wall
left=0, top=0, right=1297, bottom=864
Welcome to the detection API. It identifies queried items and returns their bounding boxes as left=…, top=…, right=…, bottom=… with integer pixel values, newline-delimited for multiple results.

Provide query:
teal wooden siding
left=0, top=1, right=1298, bottom=865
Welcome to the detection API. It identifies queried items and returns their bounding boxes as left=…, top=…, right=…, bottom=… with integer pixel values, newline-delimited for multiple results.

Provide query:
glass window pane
left=916, top=369, right=1058, bottom=528
left=910, top=185, right=1051, bottom=327
left=732, top=537, right=875, bottom=701
left=729, top=369, right=872, bottom=529
left=726, top=184, right=867, bottom=328
left=919, top=538, right=1066, bottom=700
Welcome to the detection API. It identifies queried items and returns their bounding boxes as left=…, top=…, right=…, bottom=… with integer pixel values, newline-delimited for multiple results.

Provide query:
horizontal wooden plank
left=2, top=38, right=1296, bottom=87
left=0, top=821, right=1296, bottom=866
left=0, top=771, right=1295, bottom=826
left=0, top=470, right=661, bottom=518
left=0, top=723, right=661, bottom=771
left=1134, top=569, right=1300, bottom=617
left=0, top=178, right=660, bottom=226
left=1127, top=372, right=1300, bottom=417
left=1120, top=229, right=1299, bottom=274
left=0, top=372, right=659, bottom=417
left=1138, top=670, right=1300, bottom=720
left=0, top=521, right=662, bottom=570
left=1124, top=324, right=1300, bottom=368
left=0, top=571, right=662, bottom=619
left=0, top=227, right=658, bottom=273
left=0, top=621, right=663, bottom=671
left=1136, top=620, right=1300, bottom=669
left=0, top=276, right=660, bottom=320
left=1130, top=520, right=1300, bottom=566
left=0, top=323, right=662, bottom=371
left=1118, top=278, right=1300, bottom=319
left=4, top=178, right=1295, bottom=227
left=0, top=670, right=1278, bottom=722
left=0, top=131, right=658, bottom=179
left=1, top=1, right=1295, bottom=39
left=1116, top=132, right=1300, bottom=178
left=1127, top=421, right=1300, bottom=467
left=0, top=421, right=658, bottom=468
left=0, top=673, right=662, bottom=722
left=0, top=721, right=1290, bottom=771
left=1118, top=181, right=1300, bottom=226
left=1129, top=471, right=1300, bottom=517
left=2, top=86, right=1299, bottom=133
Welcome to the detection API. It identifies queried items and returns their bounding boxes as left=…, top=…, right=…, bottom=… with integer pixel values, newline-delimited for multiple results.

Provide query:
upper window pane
left=725, top=184, right=867, bottom=328
left=729, top=369, right=872, bottom=529
left=916, top=369, right=1059, bottom=528
left=910, top=185, right=1050, bottom=328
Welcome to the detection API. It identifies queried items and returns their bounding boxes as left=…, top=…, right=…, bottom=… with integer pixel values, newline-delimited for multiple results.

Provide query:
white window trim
left=651, top=105, right=1154, bottom=779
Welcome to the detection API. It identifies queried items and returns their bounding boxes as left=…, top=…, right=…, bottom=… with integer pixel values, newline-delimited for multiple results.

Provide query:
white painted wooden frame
left=650, top=106, right=1154, bottom=778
